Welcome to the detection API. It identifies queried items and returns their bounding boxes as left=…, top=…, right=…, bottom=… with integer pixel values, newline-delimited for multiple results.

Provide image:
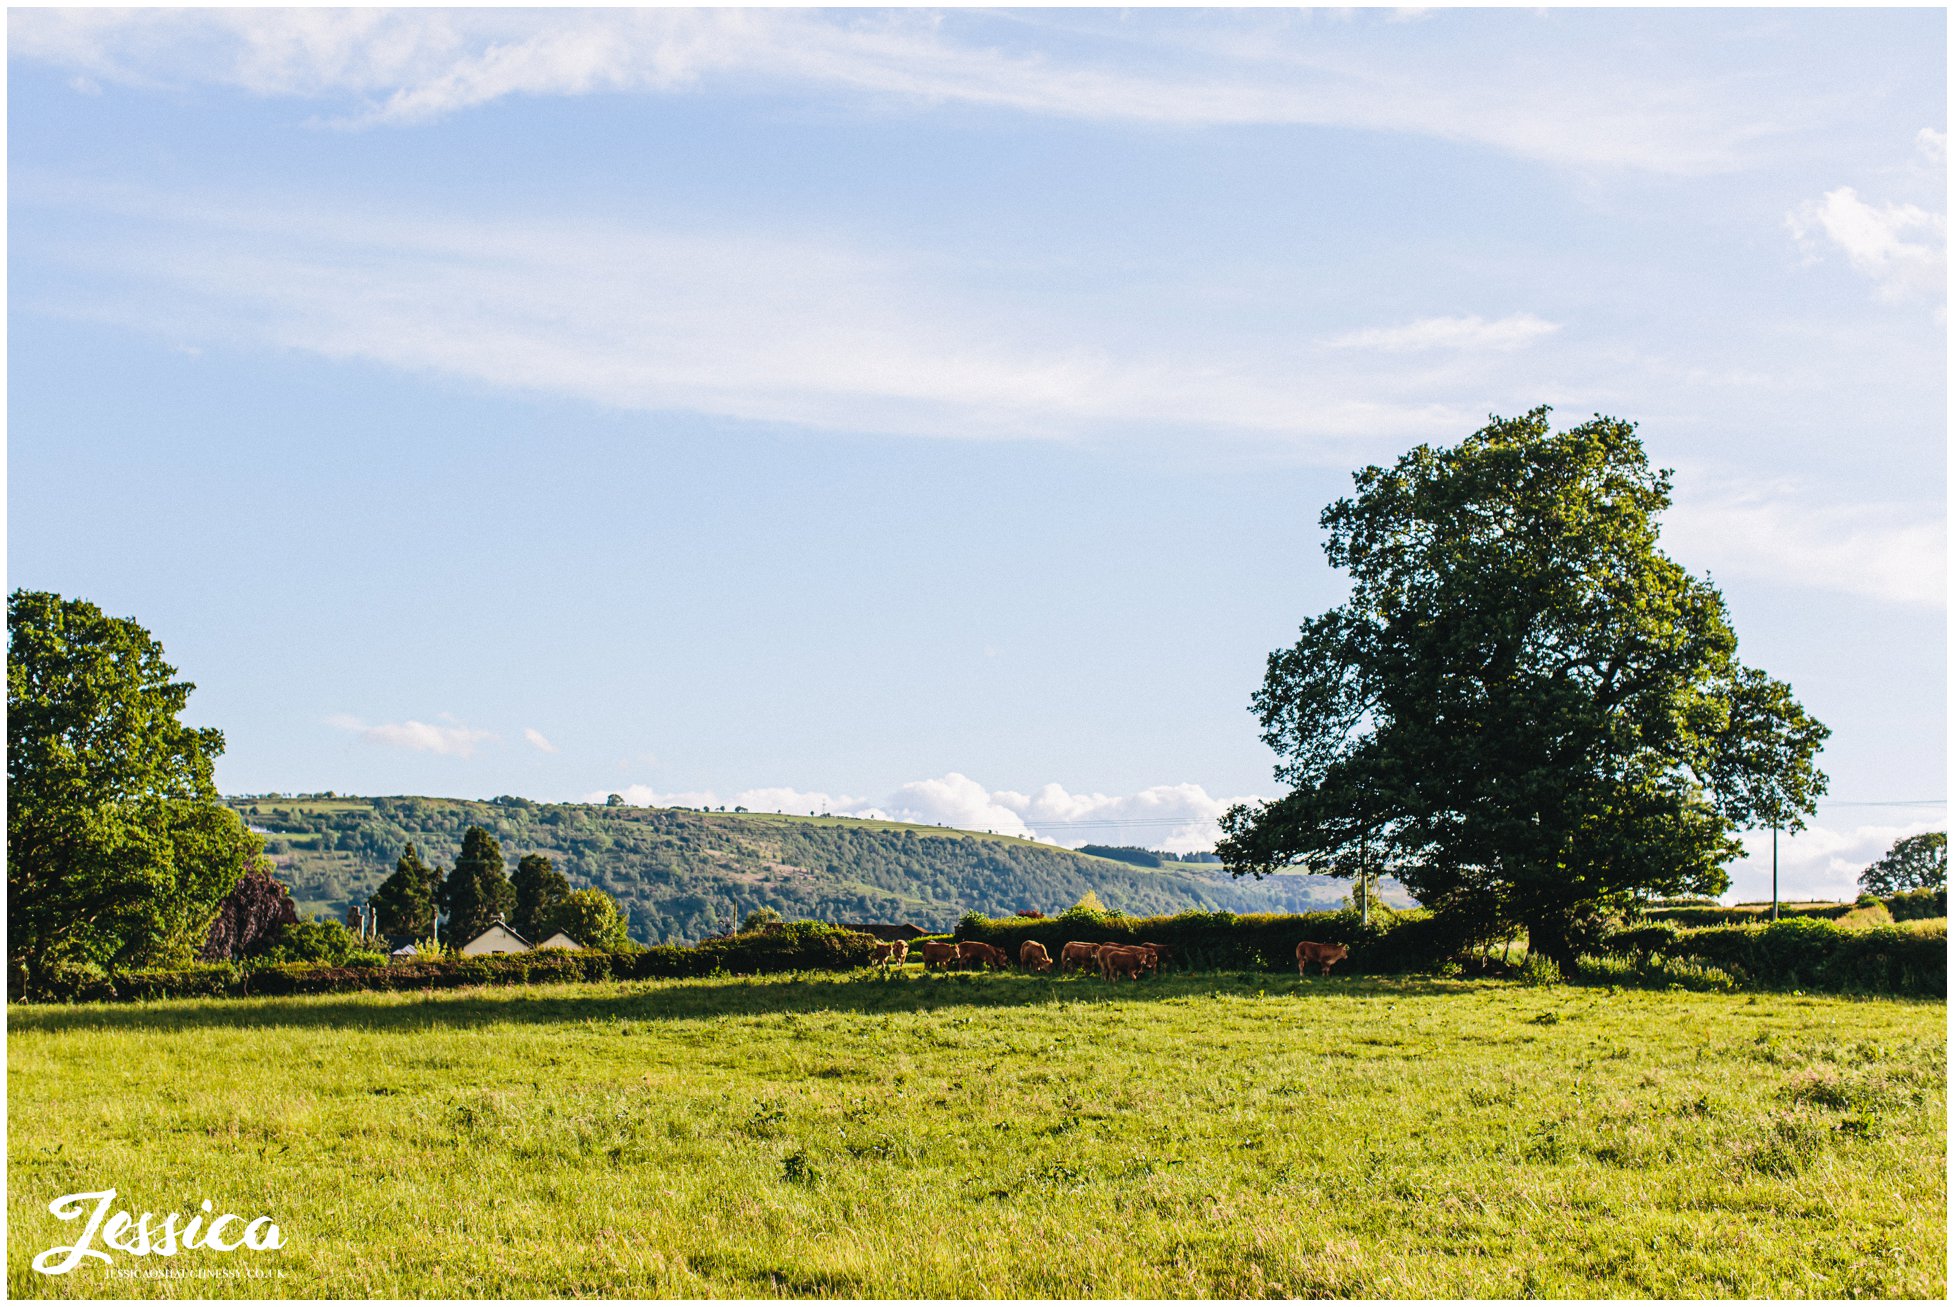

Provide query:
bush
left=1672, top=918, right=1945, bottom=997
left=255, top=917, right=366, bottom=967
left=1575, top=952, right=1736, bottom=992
left=1885, top=888, right=1947, bottom=921
left=1518, top=953, right=1563, bottom=986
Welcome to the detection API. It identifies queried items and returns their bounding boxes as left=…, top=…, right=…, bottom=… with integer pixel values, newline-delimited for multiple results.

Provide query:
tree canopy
left=442, top=825, right=514, bottom=944
left=1217, top=409, right=1830, bottom=963
left=546, top=887, right=629, bottom=950
left=1860, top=832, right=1946, bottom=896
left=370, top=842, right=444, bottom=939
left=8, top=589, right=265, bottom=989
left=511, top=853, right=570, bottom=939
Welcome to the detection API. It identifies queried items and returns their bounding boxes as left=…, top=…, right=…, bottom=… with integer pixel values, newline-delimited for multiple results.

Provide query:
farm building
left=533, top=931, right=583, bottom=950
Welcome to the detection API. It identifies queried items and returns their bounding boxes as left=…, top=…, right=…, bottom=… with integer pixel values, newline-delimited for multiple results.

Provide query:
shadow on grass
left=7, top=970, right=1480, bottom=1036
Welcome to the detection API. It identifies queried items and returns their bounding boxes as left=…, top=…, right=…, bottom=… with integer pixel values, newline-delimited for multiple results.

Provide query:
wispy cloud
left=587, top=772, right=1257, bottom=853
left=1326, top=313, right=1560, bottom=352
left=19, top=181, right=1470, bottom=453
left=8, top=9, right=1804, bottom=174
left=1664, top=483, right=1946, bottom=609
left=328, top=713, right=496, bottom=758
left=523, top=728, right=559, bottom=754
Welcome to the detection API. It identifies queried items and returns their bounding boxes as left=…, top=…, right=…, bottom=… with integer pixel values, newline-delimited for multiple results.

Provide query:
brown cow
left=870, top=941, right=896, bottom=966
left=886, top=938, right=909, bottom=967
left=919, top=940, right=960, bottom=971
left=1098, top=944, right=1154, bottom=981
left=956, top=940, right=1010, bottom=970
left=1019, top=940, right=1054, bottom=973
left=1059, top=941, right=1103, bottom=975
left=1141, top=941, right=1175, bottom=970
left=1296, top=940, right=1349, bottom=977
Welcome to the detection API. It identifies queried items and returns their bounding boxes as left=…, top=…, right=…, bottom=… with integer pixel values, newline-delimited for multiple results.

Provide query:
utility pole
left=1359, top=826, right=1370, bottom=927
left=1771, top=823, right=1780, bottom=921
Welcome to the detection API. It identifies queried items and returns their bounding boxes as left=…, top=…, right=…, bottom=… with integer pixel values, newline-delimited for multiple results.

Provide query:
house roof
left=462, top=920, right=532, bottom=949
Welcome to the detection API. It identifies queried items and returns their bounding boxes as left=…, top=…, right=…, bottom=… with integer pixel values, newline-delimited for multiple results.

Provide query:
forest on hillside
left=230, top=795, right=1355, bottom=944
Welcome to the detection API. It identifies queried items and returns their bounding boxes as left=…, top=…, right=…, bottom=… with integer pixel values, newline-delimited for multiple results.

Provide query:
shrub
left=1672, top=918, right=1945, bottom=997
left=1884, top=888, right=1947, bottom=921
left=255, top=917, right=366, bottom=967
left=1518, top=953, right=1563, bottom=986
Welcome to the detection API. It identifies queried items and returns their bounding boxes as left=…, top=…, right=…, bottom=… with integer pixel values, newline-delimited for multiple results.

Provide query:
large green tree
left=1217, top=410, right=1830, bottom=965
left=8, top=589, right=266, bottom=989
left=510, top=853, right=570, bottom=939
left=544, top=888, right=630, bottom=950
left=1860, top=832, right=1946, bottom=896
left=370, top=842, right=444, bottom=940
left=442, top=825, right=515, bottom=945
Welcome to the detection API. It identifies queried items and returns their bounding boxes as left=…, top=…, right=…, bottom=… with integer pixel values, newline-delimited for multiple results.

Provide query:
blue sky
left=7, top=8, right=1946, bottom=898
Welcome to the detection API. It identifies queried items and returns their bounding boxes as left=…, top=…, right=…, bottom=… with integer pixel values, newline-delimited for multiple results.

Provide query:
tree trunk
left=1525, top=916, right=1576, bottom=971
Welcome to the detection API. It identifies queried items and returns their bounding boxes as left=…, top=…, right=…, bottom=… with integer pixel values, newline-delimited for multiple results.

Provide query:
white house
left=458, top=921, right=532, bottom=956
left=534, top=930, right=585, bottom=950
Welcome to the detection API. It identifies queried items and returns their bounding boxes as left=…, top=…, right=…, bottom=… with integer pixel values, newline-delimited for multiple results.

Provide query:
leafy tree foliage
left=8, top=590, right=265, bottom=988
left=1217, top=410, right=1830, bottom=965
left=546, top=888, right=630, bottom=950
left=201, top=868, right=300, bottom=961
left=511, top=853, right=570, bottom=938
left=442, top=825, right=514, bottom=944
left=370, top=842, right=443, bottom=939
left=742, top=906, right=784, bottom=932
left=257, top=916, right=369, bottom=966
left=1861, top=832, right=1947, bottom=896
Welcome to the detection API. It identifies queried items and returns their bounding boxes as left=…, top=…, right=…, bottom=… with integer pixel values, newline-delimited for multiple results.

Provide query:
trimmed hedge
left=1666, top=917, right=1945, bottom=997
left=952, top=906, right=1454, bottom=974
left=19, top=922, right=882, bottom=1004
left=1644, top=901, right=1864, bottom=928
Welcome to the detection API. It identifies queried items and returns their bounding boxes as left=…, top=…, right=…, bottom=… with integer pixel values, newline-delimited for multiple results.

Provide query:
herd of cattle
left=866, top=937, right=1351, bottom=979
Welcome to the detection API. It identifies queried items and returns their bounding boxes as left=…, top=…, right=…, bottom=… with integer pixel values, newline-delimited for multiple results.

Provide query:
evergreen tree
left=511, top=853, right=570, bottom=938
left=370, top=842, right=443, bottom=939
left=442, top=825, right=515, bottom=944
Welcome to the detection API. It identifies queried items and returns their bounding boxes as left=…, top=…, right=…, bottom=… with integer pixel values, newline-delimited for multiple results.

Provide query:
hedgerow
left=950, top=905, right=1454, bottom=974
left=19, top=921, right=881, bottom=1004
left=1657, top=918, right=1944, bottom=997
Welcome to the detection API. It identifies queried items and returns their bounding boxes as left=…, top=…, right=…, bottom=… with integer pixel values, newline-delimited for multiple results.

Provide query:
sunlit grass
left=9, top=971, right=1945, bottom=1298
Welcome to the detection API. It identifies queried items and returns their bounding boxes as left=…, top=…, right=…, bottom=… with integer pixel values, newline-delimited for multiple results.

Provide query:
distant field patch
left=8, top=974, right=1945, bottom=1298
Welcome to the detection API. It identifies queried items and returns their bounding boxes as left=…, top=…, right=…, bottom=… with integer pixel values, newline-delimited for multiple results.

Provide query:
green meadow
left=8, top=972, right=1945, bottom=1298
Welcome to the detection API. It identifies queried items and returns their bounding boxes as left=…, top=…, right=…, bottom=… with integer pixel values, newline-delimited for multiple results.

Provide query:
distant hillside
left=227, top=794, right=1361, bottom=944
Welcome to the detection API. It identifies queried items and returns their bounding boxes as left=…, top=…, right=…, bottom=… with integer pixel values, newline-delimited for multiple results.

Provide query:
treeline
left=231, top=796, right=1348, bottom=944
left=1076, top=845, right=1222, bottom=868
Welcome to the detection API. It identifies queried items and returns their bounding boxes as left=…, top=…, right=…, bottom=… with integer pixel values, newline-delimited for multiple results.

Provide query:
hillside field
left=228, top=794, right=1363, bottom=942
left=8, top=973, right=1944, bottom=1298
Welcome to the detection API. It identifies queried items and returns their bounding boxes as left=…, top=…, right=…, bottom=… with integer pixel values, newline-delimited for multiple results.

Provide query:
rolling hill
left=226, top=793, right=1362, bottom=944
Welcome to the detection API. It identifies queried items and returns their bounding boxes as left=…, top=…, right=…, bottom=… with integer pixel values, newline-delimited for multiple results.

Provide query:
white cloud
left=523, top=728, right=558, bottom=754
left=1918, top=127, right=1947, bottom=163
left=585, top=772, right=1258, bottom=853
left=1726, top=816, right=1945, bottom=902
left=328, top=713, right=495, bottom=758
left=1325, top=313, right=1560, bottom=352
left=1787, top=186, right=1946, bottom=303
left=7, top=9, right=1799, bottom=174
left=1664, top=484, right=1946, bottom=609
left=20, top=182, right=1468, bottom=453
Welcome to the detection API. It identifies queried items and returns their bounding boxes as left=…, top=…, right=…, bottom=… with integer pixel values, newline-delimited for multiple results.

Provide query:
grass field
left=8, top=971, right=1946, bottom=1298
